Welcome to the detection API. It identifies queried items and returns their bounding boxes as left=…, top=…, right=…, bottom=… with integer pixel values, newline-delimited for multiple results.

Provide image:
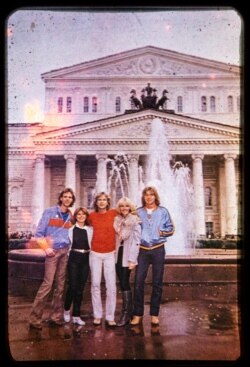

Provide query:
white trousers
left=89, top=250, right=117, bottom=321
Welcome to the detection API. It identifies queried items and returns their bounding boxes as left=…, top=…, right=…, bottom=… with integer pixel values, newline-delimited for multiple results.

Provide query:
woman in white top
left=64, top=207, right=93, bottom=325
left=114, top=197, right=141, bottom=326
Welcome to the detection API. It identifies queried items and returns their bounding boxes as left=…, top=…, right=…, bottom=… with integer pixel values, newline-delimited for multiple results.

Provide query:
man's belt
left=140, top=243, right=165, bottom=250
left=71, top=248, right=90, bottom=254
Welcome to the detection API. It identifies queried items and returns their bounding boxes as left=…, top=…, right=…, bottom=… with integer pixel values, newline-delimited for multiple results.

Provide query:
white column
left=192, top=154, right=206, bottom=236
left=128, top=155, right=139, bottom=204
left=224, top=154, right=238, bottom=235
left=64, top=154, right=76, bottom=193
left=96, top=154, right=107, bottom=193
left=32, top=154, right=45, bottom=231
left=218, top=161, right=226, bottom=237
left=44, top=158, right=51, bottom=209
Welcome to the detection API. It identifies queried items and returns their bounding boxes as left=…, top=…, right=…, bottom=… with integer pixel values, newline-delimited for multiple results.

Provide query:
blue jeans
left=133, top=245, right=165, bottom=316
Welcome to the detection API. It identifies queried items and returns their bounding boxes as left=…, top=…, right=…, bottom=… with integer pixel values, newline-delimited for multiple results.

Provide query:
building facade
left=8, top=46, right=242, bottom=238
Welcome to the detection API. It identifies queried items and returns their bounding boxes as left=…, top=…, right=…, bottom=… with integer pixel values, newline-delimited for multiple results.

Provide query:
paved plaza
left=6, top=283, right=242, bottom=363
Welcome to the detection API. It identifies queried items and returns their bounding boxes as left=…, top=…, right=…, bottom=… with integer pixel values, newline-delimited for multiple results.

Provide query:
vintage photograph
left=6, top=7, right=242, bottom=362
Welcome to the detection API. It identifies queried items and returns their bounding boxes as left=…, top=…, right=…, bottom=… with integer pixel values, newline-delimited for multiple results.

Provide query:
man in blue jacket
left=29, top=188, right=75, bottom=329
left=130, top=186, right=174, bottom=326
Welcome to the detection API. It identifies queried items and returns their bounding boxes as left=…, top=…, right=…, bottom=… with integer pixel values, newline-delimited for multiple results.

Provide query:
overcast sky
left=6, top=7, right=242, bottom=123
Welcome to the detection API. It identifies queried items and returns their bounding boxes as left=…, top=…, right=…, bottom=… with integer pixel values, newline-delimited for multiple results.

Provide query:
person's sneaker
left=64, top=310, right=71, bottom=322
left=72, top=316, right=85, bottom=325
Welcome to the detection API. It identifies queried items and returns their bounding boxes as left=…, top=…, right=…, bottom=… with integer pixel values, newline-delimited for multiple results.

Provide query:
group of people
left=29, top=186, right=174, bottom=330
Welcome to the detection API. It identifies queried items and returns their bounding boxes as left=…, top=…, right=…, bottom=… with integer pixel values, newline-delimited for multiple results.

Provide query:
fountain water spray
left=144, top=118, right=195, bottom=254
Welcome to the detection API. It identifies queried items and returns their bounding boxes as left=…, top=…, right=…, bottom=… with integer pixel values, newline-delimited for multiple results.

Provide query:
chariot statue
left=129, top=83, right=170, bottom=111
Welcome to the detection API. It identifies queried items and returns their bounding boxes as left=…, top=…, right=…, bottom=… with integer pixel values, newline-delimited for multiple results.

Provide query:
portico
left=27, top=109, right=240, bottom=238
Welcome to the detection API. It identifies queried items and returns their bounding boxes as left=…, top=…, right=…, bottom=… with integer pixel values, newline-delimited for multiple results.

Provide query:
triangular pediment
left=41, top=46, right=240, bottom=80
left=33, top=110, right=240, bottom=145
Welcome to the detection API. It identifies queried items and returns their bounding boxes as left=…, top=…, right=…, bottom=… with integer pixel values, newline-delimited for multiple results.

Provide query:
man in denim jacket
left=29, top=188, right=75, bottom=329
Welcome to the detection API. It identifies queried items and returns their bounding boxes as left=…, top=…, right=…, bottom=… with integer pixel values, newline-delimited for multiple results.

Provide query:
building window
left=205, top=186, right=212, bottom=207
left=237, top=95, right=240, bottom=112
left=177, top=96, right=183, bottom=112
left=205, top=222, right=214, bottom=238
left=87, top=186, right=95, bottom=208
left=210, top=96, right=216, bottom=112
left=201, top=96, right=207, bottom=112
left=228, top=95, right=233, bottom=112
left=115, top=97, right=121, bottom=112
left=58, top=97, right=63, bottom=113
left=92, top=96, right=97, bottom=113
left=10, top=186, right=21, bottom=207
left=66, top=97, right=72, bottom=113
left=83, top=97, right=89, bottom=112
left=9, top=177, right=24, bottom=208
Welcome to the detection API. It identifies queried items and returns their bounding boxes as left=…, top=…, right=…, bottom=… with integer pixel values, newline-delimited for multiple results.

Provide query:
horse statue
left=156, top=89, right=169, bottom=110
left=130, top=89, right=142, bottom=110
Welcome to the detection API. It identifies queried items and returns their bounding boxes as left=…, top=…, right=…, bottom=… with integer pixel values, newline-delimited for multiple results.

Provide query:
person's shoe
left=105, top=320, right=116, bottom=327
left=130, top=316, right=142, bottom=325
left=151, top=316, right=159, bottom=325
left=93, top=318, right=102, bottom=325
left=48, top=319, right=65, bottom=326
left=72, top=316, right=85, bottom=325
left=64, top=310, right=71, bottom=323
left=29, top=322, right=42, bottom=330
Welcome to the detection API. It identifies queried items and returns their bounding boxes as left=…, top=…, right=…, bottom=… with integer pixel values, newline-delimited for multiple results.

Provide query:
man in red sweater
left=89, top=192, right=118, bottom=326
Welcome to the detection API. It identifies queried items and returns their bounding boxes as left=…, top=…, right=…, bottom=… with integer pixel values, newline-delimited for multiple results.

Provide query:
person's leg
left=29, top=254, right=58, bottom=326
left=117, top=266, right=133, bottom=326
left=150, top=246, right=165, bottom=317
left=103, top=251, right=117, bottom=322
left=120, top=266, right=132, bottom=291
left=89, top=251, right=103, bottom=319
left=64, top=254, right=76, bottom=312
left=115, top=246, right=123, bottom=290
left=50, top=247, right=68, bottom=322
left=132, top=249, right=150, bottom=316
left=73, top=254, right=89, bottom=317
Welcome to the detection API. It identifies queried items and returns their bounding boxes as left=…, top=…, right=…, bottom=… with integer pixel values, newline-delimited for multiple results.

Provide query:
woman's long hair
left=116, top=197, right=137, bottom=215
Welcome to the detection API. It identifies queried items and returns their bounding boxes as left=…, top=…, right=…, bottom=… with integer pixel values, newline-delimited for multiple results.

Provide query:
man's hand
left=44, top=247, right=55, bottom=257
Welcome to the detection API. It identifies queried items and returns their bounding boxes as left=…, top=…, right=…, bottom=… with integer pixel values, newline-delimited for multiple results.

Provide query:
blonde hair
left=116, top=197, right=137, bottom=215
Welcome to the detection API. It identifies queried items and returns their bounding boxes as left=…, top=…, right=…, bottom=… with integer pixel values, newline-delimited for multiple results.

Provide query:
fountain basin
left=8, top=248, right=241, bottom=299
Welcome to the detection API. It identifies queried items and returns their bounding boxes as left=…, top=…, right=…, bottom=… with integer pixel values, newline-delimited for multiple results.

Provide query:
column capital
left=64, top=154, right=77, bottom=161
left=96, top=154, right=107, bottom=161
left=191, top=154, right=204, bottom=161
left=127, top=154, right=139, bottom=163
left=224, top=154, right=237, bottom=161
left=35, top=154, right=45, bottom=162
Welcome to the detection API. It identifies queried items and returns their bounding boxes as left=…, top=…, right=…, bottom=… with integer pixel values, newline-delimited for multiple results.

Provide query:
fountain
left=144, top=118, right=195, bottom=254
left=101, top=118, right=195, bottom=255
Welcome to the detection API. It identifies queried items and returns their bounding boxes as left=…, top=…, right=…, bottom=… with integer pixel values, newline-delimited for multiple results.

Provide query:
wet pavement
left=6, top=283, right=241, bottom=363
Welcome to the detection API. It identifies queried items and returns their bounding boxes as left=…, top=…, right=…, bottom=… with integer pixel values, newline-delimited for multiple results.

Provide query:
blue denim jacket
left=137, top=206, right=174, bottom=247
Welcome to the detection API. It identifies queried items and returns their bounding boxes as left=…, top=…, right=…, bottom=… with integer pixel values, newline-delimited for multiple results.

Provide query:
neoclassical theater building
left=8, top=46, right=242, bottom=238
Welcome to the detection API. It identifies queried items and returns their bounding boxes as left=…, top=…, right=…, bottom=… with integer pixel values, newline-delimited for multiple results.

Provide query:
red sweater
left=89, top=209, right=117, bottom=253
